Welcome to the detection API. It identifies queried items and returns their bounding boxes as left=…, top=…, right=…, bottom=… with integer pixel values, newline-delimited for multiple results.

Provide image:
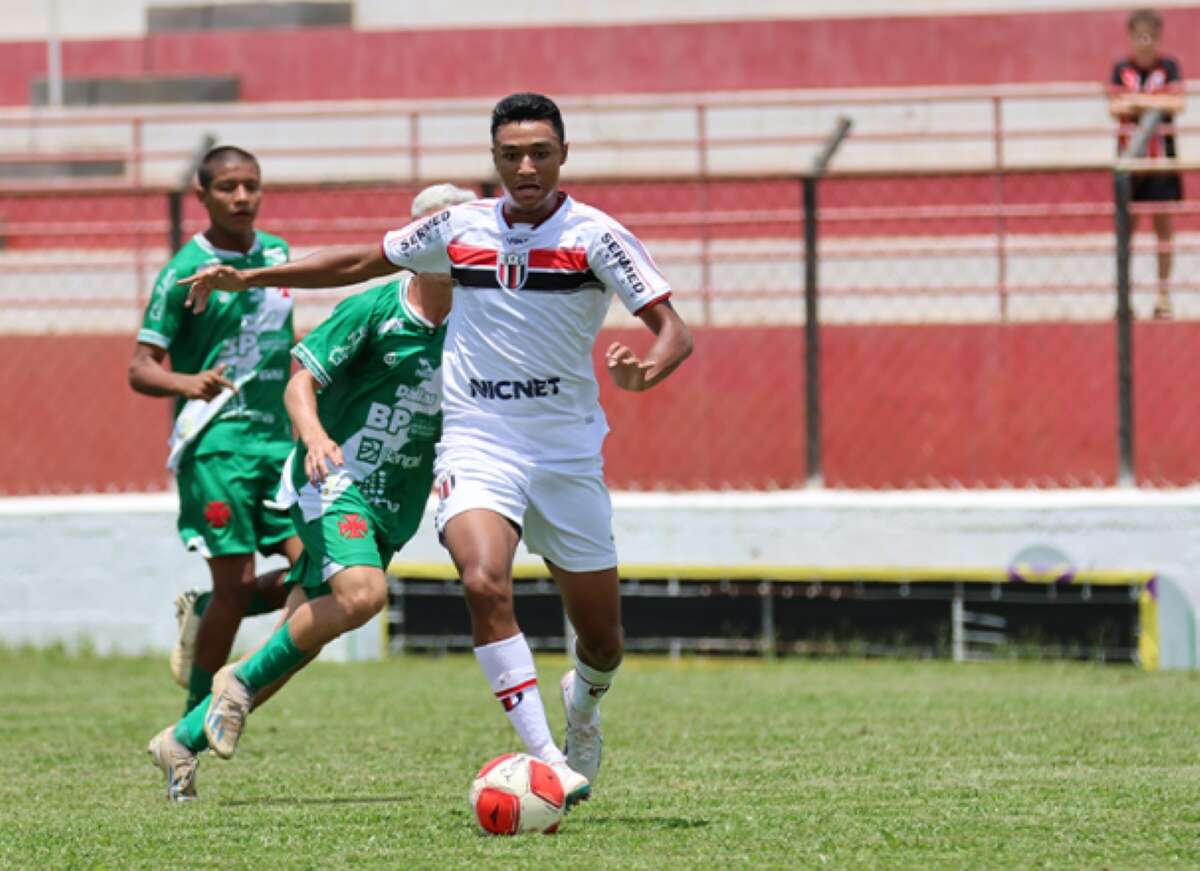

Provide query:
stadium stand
left=2, top=1, right=1199, bottom=492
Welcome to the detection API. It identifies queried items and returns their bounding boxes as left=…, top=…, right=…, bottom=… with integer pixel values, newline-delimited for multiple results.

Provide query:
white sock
left=474, top=633, right=564, bottom=764
left=570, top=653, right=618, bottom=719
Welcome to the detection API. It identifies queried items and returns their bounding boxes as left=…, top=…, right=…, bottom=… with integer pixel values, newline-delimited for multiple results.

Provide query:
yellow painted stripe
left=1138, top=587, right=1160, bottom=671
left=387, top=561, right=1154, bottom=586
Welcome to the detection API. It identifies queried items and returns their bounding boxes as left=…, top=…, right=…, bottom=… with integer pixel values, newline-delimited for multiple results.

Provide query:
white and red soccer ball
left=469, top=752, right=565, bottom=835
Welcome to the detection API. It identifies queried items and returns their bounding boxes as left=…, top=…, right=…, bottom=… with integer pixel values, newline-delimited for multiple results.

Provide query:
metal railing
left=0, top=81, right=1196, bottom=187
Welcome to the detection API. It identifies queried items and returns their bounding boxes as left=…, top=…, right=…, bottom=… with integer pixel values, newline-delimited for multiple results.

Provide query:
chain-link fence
left=3, top=157, right=1198, bottom=493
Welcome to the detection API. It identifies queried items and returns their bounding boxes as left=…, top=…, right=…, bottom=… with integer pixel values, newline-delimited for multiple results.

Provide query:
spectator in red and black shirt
left=1108, top=8, right=1186, bottom=318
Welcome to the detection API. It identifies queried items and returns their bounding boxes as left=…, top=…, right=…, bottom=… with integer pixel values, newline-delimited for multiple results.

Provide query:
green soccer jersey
left=137, top=231, right=295, bottom=458
left=287, top=275, right=445, bottom=548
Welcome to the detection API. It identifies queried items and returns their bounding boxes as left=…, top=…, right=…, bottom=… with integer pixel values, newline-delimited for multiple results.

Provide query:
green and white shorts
left=176, top=449, right=295, bottom=558
left=285, top=482, right=397, bottom=599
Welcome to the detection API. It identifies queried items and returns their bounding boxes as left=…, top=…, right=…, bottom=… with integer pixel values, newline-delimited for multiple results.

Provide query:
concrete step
left=30, top=75, right=239, bottom=107
left=146, top=2, right=351, bottom=32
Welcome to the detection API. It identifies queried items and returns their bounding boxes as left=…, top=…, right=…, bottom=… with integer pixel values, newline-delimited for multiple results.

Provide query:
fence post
left=1113, top=109, right=1162, bottom=487
left=803, top=116, right=853, bottom=488
left=1114, top=170, right=1135, bottom=486
left=991, top=95, right=1009, bottom=321
left=696, top=103, right=713, bottom=326
left=758, top=581, right=776, bottom=659
left=167, top=133, right=217, bottom=254
left=167, top=190, right=184, bottom=254
left=951, top=587, right=965, bottom=663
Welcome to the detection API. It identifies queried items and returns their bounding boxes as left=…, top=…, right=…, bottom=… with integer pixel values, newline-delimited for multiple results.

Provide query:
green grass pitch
left=2, top=648, right=1199, bottom=869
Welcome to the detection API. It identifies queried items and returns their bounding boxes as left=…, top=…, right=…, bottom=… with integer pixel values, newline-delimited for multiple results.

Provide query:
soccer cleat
left=549, top=760, right=591, bottom=811
left=169, top=589, right=203, bottom=689
left=147, top=725, right=198, bottom=802
left=204, top=664, right=253, bottom=759
left=560, top=670, right=604, bottom=783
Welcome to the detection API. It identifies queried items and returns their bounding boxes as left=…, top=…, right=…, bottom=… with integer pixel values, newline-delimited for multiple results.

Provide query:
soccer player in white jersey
left=179, top=93, right=694, bottom=806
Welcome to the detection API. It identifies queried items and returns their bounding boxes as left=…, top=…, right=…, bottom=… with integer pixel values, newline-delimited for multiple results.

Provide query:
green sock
left=174, top=696, right=211, bottom=753
left=245, top=588, right=277, bottom=617
left=193, top=591, right=211, bottom=617
left=234, top=622, right=308, bottom=692
left=184, top=665, right=214, bottom=716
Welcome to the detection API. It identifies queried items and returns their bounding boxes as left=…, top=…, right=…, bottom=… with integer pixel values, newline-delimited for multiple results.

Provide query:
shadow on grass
left=222, top=795, right=411, bottom=807
left=581, top=816, right=711, bottom=830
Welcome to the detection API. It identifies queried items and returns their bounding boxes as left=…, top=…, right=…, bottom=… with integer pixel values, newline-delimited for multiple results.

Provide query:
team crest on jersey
left=496, top=252, right=528, bottom=290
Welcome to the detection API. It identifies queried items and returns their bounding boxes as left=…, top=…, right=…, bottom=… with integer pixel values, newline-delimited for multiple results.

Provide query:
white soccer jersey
left=382, top=193, right=671, bottom=461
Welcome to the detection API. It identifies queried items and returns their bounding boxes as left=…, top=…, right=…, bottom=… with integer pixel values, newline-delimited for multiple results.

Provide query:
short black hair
left=197, top=145, right=259, bottom=189
left=1128, top=8, right=1162, bottom=33
left=490, top=93, right=565, bottom=143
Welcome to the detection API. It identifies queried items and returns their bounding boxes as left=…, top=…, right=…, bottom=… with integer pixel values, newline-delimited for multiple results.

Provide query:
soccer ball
left=469, top=752, right=565, bottom=835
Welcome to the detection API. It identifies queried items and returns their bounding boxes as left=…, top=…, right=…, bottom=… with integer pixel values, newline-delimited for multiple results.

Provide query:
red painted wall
left=6, top=324, right=1199, bottom=495
left=2, top=335, right=173, bottom=494
left=2, top=8, right=1199, bottom=106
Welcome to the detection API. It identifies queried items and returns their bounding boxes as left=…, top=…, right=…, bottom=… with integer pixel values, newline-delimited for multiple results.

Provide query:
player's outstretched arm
left=128, top=342, right=236, bottom=399
left=180, top=244, right=399, bottom=313
left=606, top=301, right=693, bottom=392
left=1137, top=91, right=1187, bottom=115
left=284, top=368, right=344, bottom=484
left=1108, top=92, right=1136, bottom=120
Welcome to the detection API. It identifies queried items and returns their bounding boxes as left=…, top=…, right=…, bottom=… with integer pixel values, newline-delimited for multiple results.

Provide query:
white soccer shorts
left=433, top=444, right=618, bottom=572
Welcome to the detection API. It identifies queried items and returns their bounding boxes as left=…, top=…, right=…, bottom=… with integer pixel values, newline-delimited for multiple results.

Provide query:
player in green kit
left=128, top=146, right=302, bottom=715
left=147, top=271, right=449, bottom=801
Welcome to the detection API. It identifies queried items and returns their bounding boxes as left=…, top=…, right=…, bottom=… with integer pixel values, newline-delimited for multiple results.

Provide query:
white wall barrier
left=2, top=489, right=1198, bottom=666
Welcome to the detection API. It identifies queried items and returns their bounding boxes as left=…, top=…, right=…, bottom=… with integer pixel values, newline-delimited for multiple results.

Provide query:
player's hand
left=180, top=364, right=236, bottom=400
left=179, top=266, right=248, bottom=313
left=303, top=434, right=344, bottom=485
left=606, top=342, right=655, bottom=392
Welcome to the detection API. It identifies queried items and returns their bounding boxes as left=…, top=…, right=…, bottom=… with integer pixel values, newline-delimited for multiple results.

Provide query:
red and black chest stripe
left=448, top=243, right=601, bottom=293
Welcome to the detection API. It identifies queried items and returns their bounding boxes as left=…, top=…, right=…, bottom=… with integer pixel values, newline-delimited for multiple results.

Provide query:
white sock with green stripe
left=474, top=633, right=565, bottom=765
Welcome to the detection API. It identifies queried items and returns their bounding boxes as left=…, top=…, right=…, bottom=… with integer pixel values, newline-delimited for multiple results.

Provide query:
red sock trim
left=494, top=677, right=538, bottom=699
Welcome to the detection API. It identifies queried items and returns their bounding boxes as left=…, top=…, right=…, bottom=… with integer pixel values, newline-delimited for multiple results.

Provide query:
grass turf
left=1, top=648, right=1198, bottom=869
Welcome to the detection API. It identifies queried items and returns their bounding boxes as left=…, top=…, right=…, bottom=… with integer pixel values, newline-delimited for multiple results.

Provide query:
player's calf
left=331, top=571, right=388, bottom=632
left=460, top=565, right=520, bottom=643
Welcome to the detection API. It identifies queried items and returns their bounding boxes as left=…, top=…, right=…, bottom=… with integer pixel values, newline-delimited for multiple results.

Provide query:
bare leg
left=193, top=553, right=258, bottom=675
left=199, top=568, right=387, bottom=759
left=445, top=511, right=577, bottom=772
left=443, top=509, right=521, bottom=645
left=1152, top=212, right=1174, bottom=318
left=545, top=561, right=624, bottom=671
left=250, top=535, right=305, bottom=613
left=547, top=560, right=622, bottom=785
left=284, top=566, right=389, bottom=651
left=193, top=534, right=302, bottom=676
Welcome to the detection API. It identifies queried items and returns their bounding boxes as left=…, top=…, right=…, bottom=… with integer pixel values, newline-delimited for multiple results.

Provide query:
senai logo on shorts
left=204, top=501, right=232, bottom=529
left=338, top=513, right=368, bottom=539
